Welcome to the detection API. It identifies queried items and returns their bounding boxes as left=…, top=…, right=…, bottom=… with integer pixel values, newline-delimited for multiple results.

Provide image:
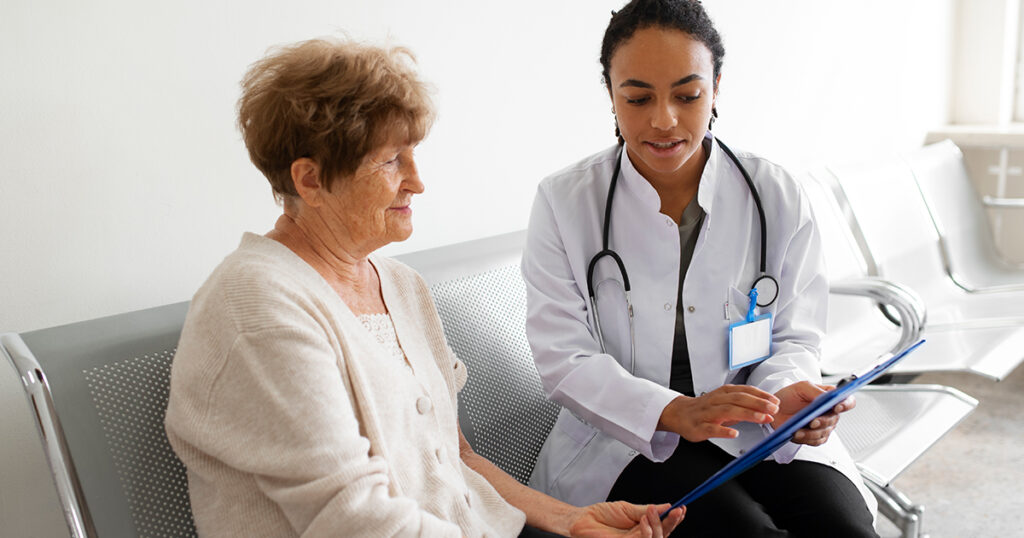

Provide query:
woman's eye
left=625, top=96, right=649, bottom=105
left=678, top=94, right=701, bottom=103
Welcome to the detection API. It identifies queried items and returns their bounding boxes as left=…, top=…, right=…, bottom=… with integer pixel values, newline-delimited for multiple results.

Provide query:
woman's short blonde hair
left=237, top=38, right=434, bottom=197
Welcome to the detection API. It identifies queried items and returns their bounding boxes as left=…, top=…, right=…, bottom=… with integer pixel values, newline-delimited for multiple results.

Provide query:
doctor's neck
left=627, top=139, right=707, bottom=224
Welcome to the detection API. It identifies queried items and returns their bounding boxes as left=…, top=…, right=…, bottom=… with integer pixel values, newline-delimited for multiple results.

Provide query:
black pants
left=607, top=441, right=877, bottom=538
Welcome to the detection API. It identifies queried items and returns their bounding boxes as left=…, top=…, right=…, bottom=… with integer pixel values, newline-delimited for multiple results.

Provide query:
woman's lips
left=644, top=139, right=685, bottom=156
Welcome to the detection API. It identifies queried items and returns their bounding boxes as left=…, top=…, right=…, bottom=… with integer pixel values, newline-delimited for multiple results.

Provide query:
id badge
left=728, top=313, right=773, bottom=370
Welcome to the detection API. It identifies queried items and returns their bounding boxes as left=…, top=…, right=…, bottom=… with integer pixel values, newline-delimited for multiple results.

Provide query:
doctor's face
left=608, top=27, right=718, bottom=185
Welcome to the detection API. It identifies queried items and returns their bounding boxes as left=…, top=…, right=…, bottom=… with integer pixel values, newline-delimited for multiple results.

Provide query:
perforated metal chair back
left=397, top=231, right=561, bottom=484
left=2, top=302, right=196, bottom=537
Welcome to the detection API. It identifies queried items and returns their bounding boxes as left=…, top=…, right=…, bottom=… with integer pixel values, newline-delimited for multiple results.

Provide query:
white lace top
left=357, top=313, right=410, bottom=367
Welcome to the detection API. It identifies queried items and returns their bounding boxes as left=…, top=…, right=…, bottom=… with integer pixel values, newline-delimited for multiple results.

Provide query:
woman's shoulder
left=189, top=233, right=332, bottom=333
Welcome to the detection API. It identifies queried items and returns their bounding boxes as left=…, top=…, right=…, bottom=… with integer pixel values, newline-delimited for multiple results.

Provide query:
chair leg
left=866, top=480, right=925, bottom=538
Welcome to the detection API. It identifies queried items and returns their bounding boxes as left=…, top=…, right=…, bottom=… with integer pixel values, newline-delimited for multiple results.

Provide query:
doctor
left=521, top=1, right=878, bottom=536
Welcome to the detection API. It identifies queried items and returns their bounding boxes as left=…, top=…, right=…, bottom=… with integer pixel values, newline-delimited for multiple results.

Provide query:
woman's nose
left=403, top=157, right=425, bottom=194
left=651, top=103, right=678, bottom=130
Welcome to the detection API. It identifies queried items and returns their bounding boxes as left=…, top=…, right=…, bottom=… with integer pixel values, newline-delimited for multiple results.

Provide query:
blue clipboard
left=661, top=339, right=926, bottom=518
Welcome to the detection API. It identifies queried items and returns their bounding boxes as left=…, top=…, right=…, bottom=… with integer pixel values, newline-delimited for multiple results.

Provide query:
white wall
left=0, top=0, right=956, bottom=534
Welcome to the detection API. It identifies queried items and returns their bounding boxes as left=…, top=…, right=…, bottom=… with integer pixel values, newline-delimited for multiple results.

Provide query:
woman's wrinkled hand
left=569, top=501, right=684, bottom=537
left=772, top=381, right=856, bottom=446
left=657, top=385, right=780, bottom=442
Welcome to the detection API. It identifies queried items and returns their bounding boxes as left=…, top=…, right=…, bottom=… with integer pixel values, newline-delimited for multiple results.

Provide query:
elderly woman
left=164, top=38, right=683, bottom=537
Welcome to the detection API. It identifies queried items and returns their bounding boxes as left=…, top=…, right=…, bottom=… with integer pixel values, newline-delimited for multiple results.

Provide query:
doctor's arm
left=748, top=192, right=854, bottom=446
left=522, top=187, right=778, bottom=455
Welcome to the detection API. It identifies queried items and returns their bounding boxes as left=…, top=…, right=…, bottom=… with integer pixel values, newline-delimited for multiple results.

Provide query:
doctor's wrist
left=656, top=395, right=693, bottom=434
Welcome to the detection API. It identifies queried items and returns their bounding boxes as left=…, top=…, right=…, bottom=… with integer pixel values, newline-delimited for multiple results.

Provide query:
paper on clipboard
left=661, top=339, right=926, bottom=518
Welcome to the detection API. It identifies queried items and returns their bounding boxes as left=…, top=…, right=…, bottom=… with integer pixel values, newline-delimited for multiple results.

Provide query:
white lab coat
left=521, top=135, right=875, bottom=513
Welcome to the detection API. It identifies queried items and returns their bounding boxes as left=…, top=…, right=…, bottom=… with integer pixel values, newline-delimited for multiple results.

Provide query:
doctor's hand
left=569, top=502, right=684, bottom=538
left=657, top=385, right=780, bottom=443
left=772, top=381, right=856, bottom=446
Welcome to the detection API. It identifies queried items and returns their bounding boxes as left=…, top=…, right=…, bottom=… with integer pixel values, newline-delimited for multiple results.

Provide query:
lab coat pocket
left=556, top=409, right=598, bottom=447
left=591, top=277, right=632, bottom=365
left=727, top=285, right=752, bottom=323
left=533, top=409, right=600, bottom=495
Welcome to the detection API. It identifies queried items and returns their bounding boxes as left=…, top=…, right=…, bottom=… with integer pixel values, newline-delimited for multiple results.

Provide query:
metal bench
left=812, top=156, right=1024, bottom=380
left=2, top=231, right=977, bottom=538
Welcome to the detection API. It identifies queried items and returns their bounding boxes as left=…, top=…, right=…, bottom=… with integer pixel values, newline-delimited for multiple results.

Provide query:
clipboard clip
left=835, top=374, right=856, bottom=388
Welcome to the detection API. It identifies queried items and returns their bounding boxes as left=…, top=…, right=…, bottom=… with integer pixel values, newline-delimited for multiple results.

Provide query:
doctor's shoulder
left=727, top=148, right=808, bottom=214
left=538, top=145, right=621, bottom=194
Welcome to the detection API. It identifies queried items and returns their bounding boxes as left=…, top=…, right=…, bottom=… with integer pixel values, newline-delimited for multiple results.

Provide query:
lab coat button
left=664, top=303, right=672, bottom=311
left=739, top=449, right=746, bottom=455
left=628, top=450, right=638, bottom=457
left=687, top=306, right=696, bottom=313
left=416, top=397, right=432, bottom=414
left=666, top=219, right=673, bottom=227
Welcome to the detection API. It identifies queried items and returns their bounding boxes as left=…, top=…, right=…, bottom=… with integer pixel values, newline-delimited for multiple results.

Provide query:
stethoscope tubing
left=585, top=137, right=777, bottom=370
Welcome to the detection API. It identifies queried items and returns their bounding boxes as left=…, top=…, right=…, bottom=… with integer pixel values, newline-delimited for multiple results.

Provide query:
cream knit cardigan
left=165, top=233, right=526, bottom=537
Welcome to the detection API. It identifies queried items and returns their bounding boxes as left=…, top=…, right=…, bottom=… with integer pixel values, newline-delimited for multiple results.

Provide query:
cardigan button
left=416, top=397, right=432, bottom=414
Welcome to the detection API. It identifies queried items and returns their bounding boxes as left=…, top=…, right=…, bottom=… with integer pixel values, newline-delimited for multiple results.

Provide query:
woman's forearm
left=458, top=428, right=579, bottom=535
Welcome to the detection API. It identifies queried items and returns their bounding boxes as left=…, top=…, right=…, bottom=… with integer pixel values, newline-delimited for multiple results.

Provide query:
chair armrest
left=829, top=277, right=926, bottom=357
left=982, top=195, right=1024, bottom=208
left=2, top=333, right=92, bottom=538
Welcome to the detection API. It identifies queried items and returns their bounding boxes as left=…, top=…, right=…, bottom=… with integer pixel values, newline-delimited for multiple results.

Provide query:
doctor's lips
left=644, top=139, right=685, bottom=154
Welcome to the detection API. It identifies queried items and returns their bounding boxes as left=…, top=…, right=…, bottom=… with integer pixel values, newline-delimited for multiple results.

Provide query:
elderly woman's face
left=324, top=137, right=424, bottom=251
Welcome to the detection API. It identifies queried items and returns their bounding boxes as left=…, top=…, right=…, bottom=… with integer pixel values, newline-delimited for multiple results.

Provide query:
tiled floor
left=875, top=365, right=1024, bottom=537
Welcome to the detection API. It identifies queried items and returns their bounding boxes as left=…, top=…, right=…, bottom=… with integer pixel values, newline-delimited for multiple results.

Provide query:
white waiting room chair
left=903, top=139, right=1024, bottom=292
left=814, top=157, right=1024, bottom=380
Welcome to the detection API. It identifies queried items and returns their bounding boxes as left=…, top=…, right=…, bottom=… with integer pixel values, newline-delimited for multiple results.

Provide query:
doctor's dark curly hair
left=600, top=0, right=725, bottom=90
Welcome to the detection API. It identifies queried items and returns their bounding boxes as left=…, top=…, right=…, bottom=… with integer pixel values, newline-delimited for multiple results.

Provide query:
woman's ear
left=290, top=158, right=323, bottom=207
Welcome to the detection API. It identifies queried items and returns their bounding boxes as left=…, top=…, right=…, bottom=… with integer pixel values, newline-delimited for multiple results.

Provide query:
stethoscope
left=585, top=137, right=779, bottom=373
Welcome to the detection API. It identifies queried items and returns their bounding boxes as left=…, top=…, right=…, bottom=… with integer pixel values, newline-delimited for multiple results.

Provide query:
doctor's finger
left=707, top=403, right=774, bottom=425
left=718, top=384, right=780, bottom=403
left=711, top=391, right=781, bottom=414
left=794, top=424, right=835, bottom=445
left=695, top=422, right=740, bottom=440
left=807, top=412, right=840, bottom=430
left=834, top=395, right=856, bottom=413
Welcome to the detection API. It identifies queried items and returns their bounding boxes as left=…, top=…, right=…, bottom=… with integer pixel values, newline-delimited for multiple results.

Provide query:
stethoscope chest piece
left=751, top=274, right=779, bottom=307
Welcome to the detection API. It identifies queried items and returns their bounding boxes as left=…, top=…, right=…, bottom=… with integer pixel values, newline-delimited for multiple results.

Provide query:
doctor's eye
left=677, top=94, right=701, bottom=103
left=624, top=96, right=650, bottom=105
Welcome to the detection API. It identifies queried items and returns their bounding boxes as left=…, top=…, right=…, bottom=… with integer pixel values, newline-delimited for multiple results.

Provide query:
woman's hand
left=657, top=385, right=780, bottom=442
left=568, top=502, right=684, bottom=537
left=771, top=381, right=856, bottom=446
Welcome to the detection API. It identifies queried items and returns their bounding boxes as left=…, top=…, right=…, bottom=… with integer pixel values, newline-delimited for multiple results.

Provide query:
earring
left=708, top=106, right=718, bottom=131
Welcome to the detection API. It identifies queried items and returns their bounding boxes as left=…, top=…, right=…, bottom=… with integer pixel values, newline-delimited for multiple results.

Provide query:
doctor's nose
left=651, top=103, right=678, bottom=130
